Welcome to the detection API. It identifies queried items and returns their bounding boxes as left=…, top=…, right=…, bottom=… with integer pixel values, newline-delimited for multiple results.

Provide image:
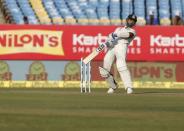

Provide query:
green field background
left=0, top=88, right=184, bottom=131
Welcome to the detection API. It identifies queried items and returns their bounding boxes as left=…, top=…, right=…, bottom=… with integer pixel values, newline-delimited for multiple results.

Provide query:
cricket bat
left=82, top=43, right=106, bottom=64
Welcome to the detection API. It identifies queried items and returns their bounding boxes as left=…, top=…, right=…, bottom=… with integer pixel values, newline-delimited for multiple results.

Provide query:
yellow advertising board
left=0, top=81, right=184, bottom=89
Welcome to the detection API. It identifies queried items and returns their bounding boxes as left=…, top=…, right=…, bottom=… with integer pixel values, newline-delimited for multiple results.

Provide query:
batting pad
left=99, top=67, right=117, bottom=89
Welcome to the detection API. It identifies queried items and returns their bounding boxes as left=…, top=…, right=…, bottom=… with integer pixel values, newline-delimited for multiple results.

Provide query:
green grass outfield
left=0, top=88, right=184, bottom=131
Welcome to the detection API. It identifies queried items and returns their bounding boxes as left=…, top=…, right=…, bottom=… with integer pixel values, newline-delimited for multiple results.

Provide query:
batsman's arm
left=82, top=29, right=123, bottom=64
left=115, top=30, right=135, bottom=39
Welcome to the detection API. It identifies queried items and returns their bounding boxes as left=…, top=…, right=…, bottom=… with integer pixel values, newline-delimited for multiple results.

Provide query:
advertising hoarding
left=0, top=25, right=183, bottom=61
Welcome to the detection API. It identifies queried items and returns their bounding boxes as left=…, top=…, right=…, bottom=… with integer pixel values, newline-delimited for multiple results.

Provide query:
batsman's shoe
left=126, top=87, right=133, bottom=94
left=107, top=88, right=115, bottom=94
left=107, top=81, right=118, bottom=94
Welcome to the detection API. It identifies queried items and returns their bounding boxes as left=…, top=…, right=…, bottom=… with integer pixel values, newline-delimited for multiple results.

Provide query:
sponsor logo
left=72, top=33, right=107, bottom=53
left=62, top=61, right=80, bottom=80
left=0, top=61, right=12, bottom=80
left=96, top=44, right=105, bottom=52
left=27, top=61, right=47, bottom=80
left=113, top=62, right=175, bottom=81
left=129, top=65, right=174, bottom=80
left=72, top=33, right=141, bottom=54
left=73, top=33, right=107, bottom=46
left=151, top=34, right=184, bottom=47
left=0, top=30, right=64, bottom=56
left=150, top=34, right=184, bottom=54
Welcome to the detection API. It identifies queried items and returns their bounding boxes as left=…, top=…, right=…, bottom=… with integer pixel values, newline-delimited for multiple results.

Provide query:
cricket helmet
left=126, top=14, right=137, bottom=27
left=127, top=14, right=137, bottom=22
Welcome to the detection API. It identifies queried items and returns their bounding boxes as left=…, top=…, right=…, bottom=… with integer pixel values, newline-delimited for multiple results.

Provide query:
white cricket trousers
left=103, top=43, right=133, bottom=89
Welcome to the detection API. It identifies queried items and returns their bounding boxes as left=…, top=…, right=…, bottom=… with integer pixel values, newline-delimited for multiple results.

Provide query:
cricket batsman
left=99, top=14, right=137, bottom=94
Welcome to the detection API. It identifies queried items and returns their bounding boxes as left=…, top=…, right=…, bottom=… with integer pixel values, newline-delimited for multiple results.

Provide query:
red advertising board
left=0, top=25, right=183, bottom=61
